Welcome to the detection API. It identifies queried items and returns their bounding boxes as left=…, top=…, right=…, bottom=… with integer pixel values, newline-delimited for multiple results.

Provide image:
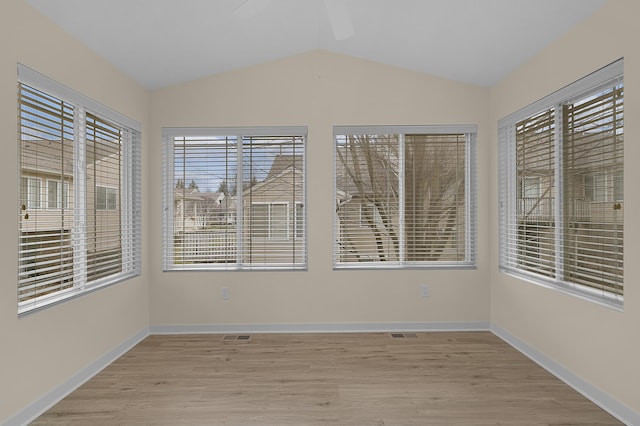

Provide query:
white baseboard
left=4, top=328, right=149, bottom=426
left=150, top=321, right=491, bottom=335
left=491, top=324, right=639, bottom=426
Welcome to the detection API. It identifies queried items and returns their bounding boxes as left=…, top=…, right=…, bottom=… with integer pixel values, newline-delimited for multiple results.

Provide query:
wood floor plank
left=31, top=332, right=622, bottom=425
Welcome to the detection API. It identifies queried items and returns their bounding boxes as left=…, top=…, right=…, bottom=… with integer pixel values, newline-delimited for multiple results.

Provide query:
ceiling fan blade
left=234, top=0, right=272, bottom=19
left=324, top=0, right=354, bottom=40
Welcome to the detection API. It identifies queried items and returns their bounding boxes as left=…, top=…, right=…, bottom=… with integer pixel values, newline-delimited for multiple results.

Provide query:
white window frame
left=498, top=58, right=624, bottom=308
left=162, top=127, right=307, bottom=271
left=18, top=64, right=142, bottom=316
left=333, top=125, right=477, bottom=270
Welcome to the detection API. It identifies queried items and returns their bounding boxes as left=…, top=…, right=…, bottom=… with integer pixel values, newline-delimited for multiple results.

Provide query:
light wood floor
left=32, top=332, right=621, bottom=425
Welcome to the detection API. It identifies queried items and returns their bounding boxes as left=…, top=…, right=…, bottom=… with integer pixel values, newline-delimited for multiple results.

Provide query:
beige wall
left=0, top=0, right=150, bottom=422
left=489, top=0, right=640, bottom=415
left=149, top=50, right=491, bottom=327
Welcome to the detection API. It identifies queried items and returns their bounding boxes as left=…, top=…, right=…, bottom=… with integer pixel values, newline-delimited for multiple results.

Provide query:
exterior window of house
left=268, top=202, right=288, bottom=240
left=21, top=177, right=42, bottom=209
left=46, top=180, right=69, bottom=210
left=585, top=172, right=623, bottom=203
left=333, top=125, right=477, bottom=269
left=295, top=202, right=304, bottom=239
left=249, top=202, right=288, bottom=240
left=162, top=127, right=306, bottom=270
left=96, top=186, right=117, bottom=211
left=498, top=59, right=623, bottom=307
left=18, top=65, right=141, bottom=315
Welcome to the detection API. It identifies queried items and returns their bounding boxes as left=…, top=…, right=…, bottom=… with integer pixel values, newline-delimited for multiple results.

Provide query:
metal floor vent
left=222, top=335, right=252, bottom=342
left=390, top=333, right=418, bottom=339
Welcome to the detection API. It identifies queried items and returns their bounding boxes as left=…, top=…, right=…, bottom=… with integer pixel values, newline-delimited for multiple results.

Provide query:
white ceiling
left=27, top=0, right=608, bottom=90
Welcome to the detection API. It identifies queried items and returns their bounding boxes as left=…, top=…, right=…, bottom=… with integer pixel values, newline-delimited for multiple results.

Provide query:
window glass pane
left=96, top=186, right=107, bottom=210
left=562, top=83, right=623, bottom=295
left=250, top=204, right=269, bottom=238
left=335, top=134, right=399, bottom=263
left=29, top=178, right=42, bottom=209
left=173, top=136, right=238, bottom=265
left=515, top=109, right=556, bottom=278
left=405, top=134, right=466, bottom=262
left=270, top=203, right=288, bottom=239
left=334, top=129, right=474, bottom=268
left=47, top=180, right=57, bottom=209
left=18, top=83, right=75, bottom=305
left=242, top=135, right=304, bottom=265
left=86, top=113, right=123, bottom=282
left=614, top=171, right=623, bottom=202
left=107, top=188, right=117, bottom=210
left=295, top=202, right=304, bottom=239
left=62, top=182, right=69, bottom=209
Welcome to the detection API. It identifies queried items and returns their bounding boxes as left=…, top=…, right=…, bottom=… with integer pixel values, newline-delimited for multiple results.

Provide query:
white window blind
left=498, top=59, right=623, bottom=307
left=163, top=128, right=306, bottom=270
left=18, top=65, right=141, bottom=315
left=334, top=125, right=476, bottom=269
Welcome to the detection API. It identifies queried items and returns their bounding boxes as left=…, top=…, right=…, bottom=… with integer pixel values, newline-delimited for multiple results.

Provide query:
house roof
left=27, top=0, right=607, bottom=89
left=266, top=155, right=303, bottom=180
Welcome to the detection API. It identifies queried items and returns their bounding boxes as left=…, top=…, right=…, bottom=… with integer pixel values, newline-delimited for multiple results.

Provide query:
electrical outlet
left=221, top=287, right=230, bottom=300
left=420, top=284, right=429, bottom=298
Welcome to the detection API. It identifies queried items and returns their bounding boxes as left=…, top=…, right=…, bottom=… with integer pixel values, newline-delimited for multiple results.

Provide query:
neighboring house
left=243, top=155, right=304, bottom=264
left=19, top=138, right=123, bottom=299
left=172, top=154, right=304, bottom=265
left=20, top=139, right=74, bottom=232
left=174, top=189, right=233, bottom=232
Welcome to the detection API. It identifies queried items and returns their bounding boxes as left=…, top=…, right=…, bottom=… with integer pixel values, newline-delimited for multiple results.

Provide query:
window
left=96, top=186, right=117, bottom=211
left=162, top=127, right=306, bottom=270
left=585, top=171, right=623, bottom=203
left=18, top=65, right=141, bottom=315
left=21, top=177, right=41, bottom=209
left=333, top=125, right=477, bottom=268
left=295, top=202, right=304, bottom=239
left=46, top=180, right=69, bottom=210
left=250, top=202, right=289, bottom=240
left=498, top=59, right=623, bottom=307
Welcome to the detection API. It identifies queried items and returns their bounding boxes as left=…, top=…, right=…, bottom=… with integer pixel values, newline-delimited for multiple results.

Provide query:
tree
left=336, top=134, right=399, bottom=261
left=175, top=179, right=185, bottom=189
left=188, top=179, right=199, bottom=191
left=217, top=179, right=230, bottom=196
left=243, top=175, right=258, bottom=192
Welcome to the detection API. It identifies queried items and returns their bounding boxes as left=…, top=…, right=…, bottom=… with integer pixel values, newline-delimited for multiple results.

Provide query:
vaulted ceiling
left=27, top=0, right=608, bottom=90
